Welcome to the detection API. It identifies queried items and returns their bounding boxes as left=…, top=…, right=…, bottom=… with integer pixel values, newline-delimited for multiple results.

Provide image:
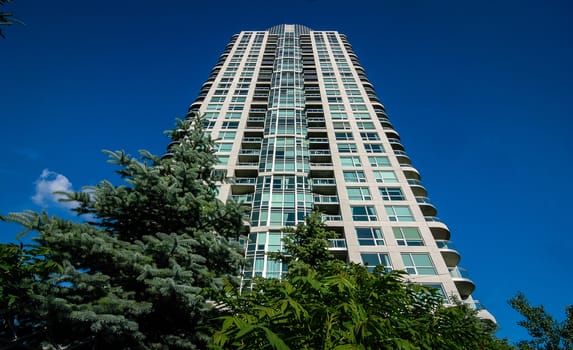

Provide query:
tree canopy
left=212, top=212, right=512, bottom=350
left=1, top=113, right=246, bottom=349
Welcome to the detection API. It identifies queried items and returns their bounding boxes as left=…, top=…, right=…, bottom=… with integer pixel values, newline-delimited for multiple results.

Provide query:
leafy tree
left=509, top=292, right=573, bottom=350
left=0, top=242, right=60, bottom=348
left=212, top=212, right=512, bottom=350
left=1, top=113, right=246, bottom=349
left=0, top=0, right=24, bottom=39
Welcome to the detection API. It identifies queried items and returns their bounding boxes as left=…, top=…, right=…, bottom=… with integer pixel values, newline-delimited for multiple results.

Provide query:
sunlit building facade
left=187, top=24, right=493, bottom=319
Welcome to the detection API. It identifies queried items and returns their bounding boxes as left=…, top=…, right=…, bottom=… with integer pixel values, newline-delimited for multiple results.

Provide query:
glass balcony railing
left=424, top=216, right=443, bottom=222
left=321, top=215, right=342, bottom=221
left=312, top=178, right=336, bottom=185
left=449, top=267, right=471, bottom=280
left=435, top=240, right=456, bottom=250
left=313, top=195, right=339, bottom=203
left=328, top=239, right=347, bottom=249
left=234, top=178, right=257, bottom=185
left=309, top=150, right=331, bottom=156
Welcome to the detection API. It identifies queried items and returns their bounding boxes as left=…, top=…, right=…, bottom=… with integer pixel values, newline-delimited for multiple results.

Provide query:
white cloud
left=32, top=169, right=76, bottom=209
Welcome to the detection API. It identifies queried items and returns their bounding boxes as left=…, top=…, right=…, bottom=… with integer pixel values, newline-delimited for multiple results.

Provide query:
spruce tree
left=2, top=113, right=246, bottom=349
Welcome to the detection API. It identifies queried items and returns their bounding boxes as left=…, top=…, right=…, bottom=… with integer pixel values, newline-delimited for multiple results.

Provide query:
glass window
left=217, top=155, right=230, bottom=165
left=401, top=253, right=436, bottom=275
left=351, top=206, right=377, bottom=221
left=361, top=253, right=392, bottom=273
left=373, top=170, right=397, bottom=183
left=335, top=132, right=353, bottom=141
left=343, top=170, right=366, bottom=183
left=360, top=132, right=380, bottom=141
left=368, top=156, right=390, bottom=167
left=356, top=122, right=375, bottom=130
left=333, top=121, right=351, bottom=129
left=356, top=227, right=384, bottom=246
left=347, top=187, right=371, bottom=200
left=216, top=143, right=233, bottom=153
left=340, top=156, right=361, bottom=167
left=218, top=131, right=237, bottom=140
left=385, top=206, right=414, bottom=222
left=379, top=187, right=405, bottom=200
left=364, top=143, right=385, bottom=153
left=393, top=227, right=424, bottom=246
left=338, top=143, right=357, bottom=153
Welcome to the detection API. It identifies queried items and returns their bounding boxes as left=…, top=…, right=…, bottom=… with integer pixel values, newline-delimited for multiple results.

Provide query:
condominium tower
left=187, top=24, right=492, bottom=319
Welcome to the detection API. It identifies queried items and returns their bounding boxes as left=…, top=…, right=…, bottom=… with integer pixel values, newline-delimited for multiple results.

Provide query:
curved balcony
left=387, top=138, right=405, bottom=151
left=424, top=216, right=451, bottom=240
left=378, top=116, right=393, bottom=129
left=401, top=165, right=421, bottom=181
left=406, top=179, right=427, bottom=197
left=416, top=196, right=437, bottom=216
left=449, top=267, right=476, bottom=299
left=394, top=150, right=411, bottom=165
left=385, top=129, right=400, bottom=140
left=435, top=240, right=461, bottom=267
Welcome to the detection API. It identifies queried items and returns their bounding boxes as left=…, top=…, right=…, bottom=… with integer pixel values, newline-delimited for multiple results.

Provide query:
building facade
left=188, top=24, right=492, bottom=318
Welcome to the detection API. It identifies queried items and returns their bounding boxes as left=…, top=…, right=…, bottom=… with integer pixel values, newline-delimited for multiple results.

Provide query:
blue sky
left=1, top=0, right=572, bottom=343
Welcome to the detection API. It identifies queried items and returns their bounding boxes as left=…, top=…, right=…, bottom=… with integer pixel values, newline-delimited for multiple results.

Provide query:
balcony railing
left=313, top=195, right=339, bottom=203
left=328, top=239, right=347, bottom=249
left=321, top=215, right=342, bottom=221
left=312, top=178, right=336, bottom=185
left=435, top=240, right=456, bottom=250
left=449, top=267, right=471, bottom=279
left=234, top=178, right=257, bottom=185
left=309, top=150, right=331, bottom=156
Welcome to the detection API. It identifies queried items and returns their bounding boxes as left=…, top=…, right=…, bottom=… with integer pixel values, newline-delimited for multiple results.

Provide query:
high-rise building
left=188, top=24, right=494, bottom=321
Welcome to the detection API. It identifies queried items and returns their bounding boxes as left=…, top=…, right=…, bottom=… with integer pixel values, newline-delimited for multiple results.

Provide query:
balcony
left=394, top=150, right=411, bottom=165
left=238, top=150, right=260, bottom=163
left=424, top=216, right=451, bottom=240
left=378, top=116, right=393, bottom=129
left=307, top=117, right=326, bottom=128
left=402, top=165, right=421, bottom=181
left=236, top=161, right=259, bottom=169
left=230, top=193, right=254, bottom=205
left=246, top=117, right=265, bottom=128
left=306, top=108, right=324, bottom=117
left=313, top=194, right=339, bottom=214
left=385, top=129, right=400, bottom=140
left=449, top=267, right=476, bottom=299
left=312, top=177, right=336, bottom=195
left=435, top=240, right=461, bottom=267
left=416, top=196, right=437, bottom=216
left=406, top=179, right=427, bottom=197
left=387, top=138, right=405, bottom=151
left=308, top=137, right=330, bottom=149
left=328, top=238, right=348, bottom=260
left=321, top=214, right=342, bottom=222
left=241, top=137, right=262, bottom=149
left=464, top=300, right=497, bottom=324
left=309, top=149, right=332, bottom=163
